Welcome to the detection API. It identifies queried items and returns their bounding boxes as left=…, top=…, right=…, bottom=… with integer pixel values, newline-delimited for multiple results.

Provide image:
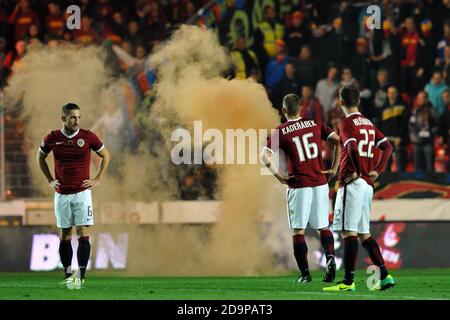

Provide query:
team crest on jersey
left=77, top=138, right=85, bottom=147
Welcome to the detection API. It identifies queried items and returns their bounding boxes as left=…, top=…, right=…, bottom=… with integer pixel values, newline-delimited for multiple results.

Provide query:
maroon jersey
left=267, top=117, right=334, bottom=188
left=338, top=112, right=387, bottom=187
left=39, top=129, right=104, bottom=195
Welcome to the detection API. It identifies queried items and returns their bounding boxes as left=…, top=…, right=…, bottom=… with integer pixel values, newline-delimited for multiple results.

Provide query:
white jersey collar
left=61, top=127, right=80, bottom=139
left=287, top=116, right=302, bottom=122
left=346, top=112, right=361, bottom=118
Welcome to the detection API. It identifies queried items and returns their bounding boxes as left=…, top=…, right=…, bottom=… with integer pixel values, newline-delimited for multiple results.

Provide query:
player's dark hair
left=339, top=85, right=360, bottom=108
left=282, top=94, right=300, bottom=116
left=62, top=103, right=80, bottom=116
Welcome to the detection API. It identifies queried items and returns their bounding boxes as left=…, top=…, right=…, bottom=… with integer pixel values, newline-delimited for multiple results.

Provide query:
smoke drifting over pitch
left=143, top=25, right=282, bottom=275
left=4, top=26, right=287, bottom=275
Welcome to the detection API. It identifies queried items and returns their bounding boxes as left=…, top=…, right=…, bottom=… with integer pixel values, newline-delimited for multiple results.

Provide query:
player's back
left=338, top=112, right=387, bottom=187
left=276, top=117, right=332, bottom=188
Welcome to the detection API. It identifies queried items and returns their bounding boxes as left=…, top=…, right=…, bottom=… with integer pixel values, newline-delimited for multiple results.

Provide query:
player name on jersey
left=281, top=120, right=317, bottom=135
left=352, top=117, right=373, bottom=126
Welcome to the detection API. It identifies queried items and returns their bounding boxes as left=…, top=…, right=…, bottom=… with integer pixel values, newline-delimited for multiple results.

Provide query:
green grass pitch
left=1, top=269, right=449, bottom=300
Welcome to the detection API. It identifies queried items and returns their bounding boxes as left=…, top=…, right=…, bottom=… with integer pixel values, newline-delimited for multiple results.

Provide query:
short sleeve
left=89, top=131, right=104, bottom=152
left=374, top=126, right=388, bottom=148
left=339, top=121, right=357, bottom=147
left=320, top=122, right=334, bottom=141
left=39, top=134, right=52, bottom=154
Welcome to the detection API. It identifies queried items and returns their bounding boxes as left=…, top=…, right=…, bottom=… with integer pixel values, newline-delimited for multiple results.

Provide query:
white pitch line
left=160, top=288, right=445, bottom=300
left=0, top=284, right=446, bottom=300
left=0, top=284, right=57, bottom=288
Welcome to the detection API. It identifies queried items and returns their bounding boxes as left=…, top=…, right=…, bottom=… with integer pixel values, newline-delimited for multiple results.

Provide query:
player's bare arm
left=262, top=150, right=294, bottom=185
left=321, top=132, right=340, bottom=181
left=82, top=146, right=111, bottom=188
left=36, top=149, right=60, bottom=190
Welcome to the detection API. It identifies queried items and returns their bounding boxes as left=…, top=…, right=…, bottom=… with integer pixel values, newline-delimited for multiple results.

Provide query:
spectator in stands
left=416, top=19, right=437, bottom=90
left=315, top=65, right=339, bottom=122
left=437, top=45, right=450, bottom=84
left=373, top=13, right=401, bottom=87
left=441, top=89, right=450, bottom=172
left=294, top=45, right=318, bottom=87
left=99, top=10, right=124, bottom=45
left=136, top=45, right=147, bottom=62
left=399, top=17, right=421, bottom=95
left=341, top=66, right=372, bottom=118
left=2, top=40, right=27, bottom=80
left=217, top=0, right=237, bottom=48
left=299, top=85, right=324, bottom=123
left=283, top=11, right=310, bottom=58
left=327, top=96, right=345, bottom=129
left=409, top=91, right=439, bottom=172
left=380, top=86, right=409, bottom=172
left=255, top=5, right=284, bottom=64
left=274, top=61, right=301, bottom=109
left=425, top=70, right=449, bottom=116
left=8, top=0, right=41, bottom=42
left=372, top=69, right=391, bottom=125
left=125, top=21, right=144, bottom=51
left=350, top=37, right=372, bottom=89
left=0, top=37, right=6, bottom=87
left=0, top=7, right=7, bottom=40
left=265, top=41, right=288, bottom=94
left=110, top=12, right=127, bottom=40
left=317, top=17, right=346, bottom=70
left=45, top=2, right=65, bottom=39
left=340, top=67, right=359, bottom=89
left=0, top=36, right=6, bottom=63
left=167, top=0, right=188, bottom=26
left=231, top=36, right=260, bottom=80
left=146, top=2, right=169, bottom=42
left=26, top=24, right=41, bottom=46
left=74, top=16, right=97, bottom=45
left=437, top=20, right=450, bottom=61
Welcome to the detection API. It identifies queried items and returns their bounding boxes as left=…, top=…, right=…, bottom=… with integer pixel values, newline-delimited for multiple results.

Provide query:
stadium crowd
left=1, top=0, right=450, bottom=198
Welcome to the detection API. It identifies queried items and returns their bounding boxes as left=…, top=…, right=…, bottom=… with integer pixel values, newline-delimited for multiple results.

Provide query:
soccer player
left=36, top=103, right=110, bottom=288
left=262, top=93, right=340, bottom=283
left=323, top=85, right=395, bottom=292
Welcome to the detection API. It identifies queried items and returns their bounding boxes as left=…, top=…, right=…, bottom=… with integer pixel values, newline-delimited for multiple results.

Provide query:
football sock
left=292, top=234, right=309, bottom=277
left=362, top=236, right=389, bottom=280
left=343, top=236, right=358, bottom=284
left=320, top=229, right=335, bottom=260
left=59, top=239, right=73, bottom=277
left=77, top=236, right=91, bottom=279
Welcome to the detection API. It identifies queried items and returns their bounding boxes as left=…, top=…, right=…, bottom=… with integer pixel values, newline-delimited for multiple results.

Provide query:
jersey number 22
left=358, top=129, right=375, bottom=158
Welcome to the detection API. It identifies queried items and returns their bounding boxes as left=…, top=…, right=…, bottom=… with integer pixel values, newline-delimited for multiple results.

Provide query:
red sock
left=320, top=229, right=335, bottom=259
left=362, top=237, right=389, bottom=279
left=292, top=234, right=309, bottom=276
left=343, top=236, right=358, bottom=284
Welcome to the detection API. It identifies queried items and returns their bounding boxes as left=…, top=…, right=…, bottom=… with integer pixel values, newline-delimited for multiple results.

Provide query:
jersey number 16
left=292, top=133, right=319, bottom=162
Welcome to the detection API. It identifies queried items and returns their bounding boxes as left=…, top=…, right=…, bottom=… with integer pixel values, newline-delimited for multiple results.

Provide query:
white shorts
left=286, top=183, right=330, bottom=230
left=54, top=189, right=94, bottom=228
left=333, top=178, right=373, bottom=234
